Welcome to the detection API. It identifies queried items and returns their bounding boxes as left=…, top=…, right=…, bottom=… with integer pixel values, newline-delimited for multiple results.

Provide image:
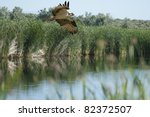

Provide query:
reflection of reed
left=100, top=73, right=148, bottom=100
left=133, top=76, right=145, bottom=99
left=82, top=78, right=98, bottom=100
left=55, top=87, right=63, bottom=100
left=0, top=70, right=3, bottom=85
left=7, top=60, right=17, bottom=76
left=69, top=83, right=75, bottom=100
left=47, top=56, right=82, bottom=81
left=0, top=54, right=150, bottom=99
left=7, top=58, right=22, bottom=76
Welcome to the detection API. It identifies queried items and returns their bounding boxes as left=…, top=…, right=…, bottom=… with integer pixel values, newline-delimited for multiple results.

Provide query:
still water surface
left=0, top=57, right=150, bottom=99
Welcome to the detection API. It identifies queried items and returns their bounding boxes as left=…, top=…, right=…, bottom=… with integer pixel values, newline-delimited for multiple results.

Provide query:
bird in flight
left=49, top=1, right=78, bottom=34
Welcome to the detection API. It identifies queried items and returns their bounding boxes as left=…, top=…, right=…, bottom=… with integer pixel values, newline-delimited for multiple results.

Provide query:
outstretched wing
left=56, top=19, right=78, bottom=33
left=52, top=1, right=69, bottom=17
left=62, top=22, right=78, bottom=34
left=54, top=9, right=68, bottom=19
left=51, top=1, right=78, bottom=34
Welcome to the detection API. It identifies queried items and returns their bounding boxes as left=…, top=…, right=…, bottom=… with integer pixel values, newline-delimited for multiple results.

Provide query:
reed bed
left=0, top=19, right=150, bottom=60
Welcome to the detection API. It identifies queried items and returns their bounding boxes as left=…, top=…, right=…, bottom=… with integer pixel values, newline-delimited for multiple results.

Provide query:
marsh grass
left=0, top=17, right=150, bottom=100
left=0, top=19, right=150, bottom=60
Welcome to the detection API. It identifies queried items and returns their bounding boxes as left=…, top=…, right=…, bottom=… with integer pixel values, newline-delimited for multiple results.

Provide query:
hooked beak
left=69, top=13, right=74, bottom=16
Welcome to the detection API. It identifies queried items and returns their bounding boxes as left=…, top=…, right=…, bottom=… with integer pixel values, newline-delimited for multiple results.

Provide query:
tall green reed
left=0, top=19, right=150, bottom=60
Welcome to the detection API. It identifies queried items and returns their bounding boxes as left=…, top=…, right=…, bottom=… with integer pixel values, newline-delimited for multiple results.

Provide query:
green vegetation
left=0, top=6, right=150, bottom=61
left=0, top=6, right=150, bottom=99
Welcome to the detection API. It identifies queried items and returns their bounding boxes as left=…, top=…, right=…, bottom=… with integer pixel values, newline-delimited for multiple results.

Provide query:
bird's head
left=68, top=12, right=74, bottom=16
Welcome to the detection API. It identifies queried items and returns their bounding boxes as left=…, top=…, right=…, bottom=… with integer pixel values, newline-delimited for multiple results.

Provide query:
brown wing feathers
left=63, top=1, right=69, bottom=7
left=51, top=1, right=78, bottom=34
left=63, top=1, right=66, bottom=6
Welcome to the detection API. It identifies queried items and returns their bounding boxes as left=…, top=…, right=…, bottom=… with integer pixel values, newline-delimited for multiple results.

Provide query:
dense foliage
left=0, top=6, right=150, bottom=60
left=0, top=6, right=150, bottom=100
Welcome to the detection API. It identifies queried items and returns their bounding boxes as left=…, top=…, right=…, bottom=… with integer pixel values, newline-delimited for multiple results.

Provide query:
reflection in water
left=0, top=56, right=150, bottom=100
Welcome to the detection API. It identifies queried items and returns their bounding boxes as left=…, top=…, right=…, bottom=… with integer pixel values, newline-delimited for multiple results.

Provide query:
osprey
left=50, top=1, right=78, bottom=34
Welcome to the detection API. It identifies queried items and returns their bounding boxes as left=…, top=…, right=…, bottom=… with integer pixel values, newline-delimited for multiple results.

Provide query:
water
left=0, top=57, right=150, bottom=100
